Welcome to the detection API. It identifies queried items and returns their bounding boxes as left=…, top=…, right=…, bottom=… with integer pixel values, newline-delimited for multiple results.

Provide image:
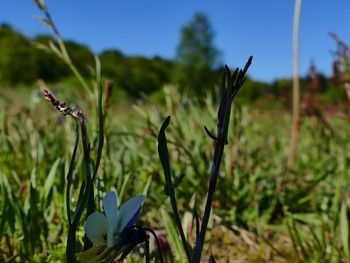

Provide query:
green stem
left=68, top=62, right=92, bottom=95
left=66, top=125, right=80, bottom=226
left=158, top=117, right=192, bottom=262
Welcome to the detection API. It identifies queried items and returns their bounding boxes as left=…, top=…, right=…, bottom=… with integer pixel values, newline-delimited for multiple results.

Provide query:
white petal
left=115, top=194, right=145, bottom=233
left=103, top=191, right=118, bottom=224
left=84, top=212, right=108, bottom=245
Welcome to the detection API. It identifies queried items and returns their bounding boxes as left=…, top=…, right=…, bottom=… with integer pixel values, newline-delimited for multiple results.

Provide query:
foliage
left=100, top=51, right=174, bottom=97
left=0, top=24, right=38, bottom=84
left=1, top=79, right=350, bottom=261
left=173, top=13, right=221, bottom=97
left=0, top=24, right=173, bottom=98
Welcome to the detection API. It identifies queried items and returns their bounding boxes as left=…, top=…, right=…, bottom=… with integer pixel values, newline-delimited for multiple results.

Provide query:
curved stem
left=142, top=227, right=165, bottom=263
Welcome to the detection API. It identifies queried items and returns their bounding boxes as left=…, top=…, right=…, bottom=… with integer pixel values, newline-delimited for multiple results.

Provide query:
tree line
left=0, top=13, right=225, bottom=98
left=0, top=23, right=175, bottom=97
left=0, top=12, right=342, bottom=102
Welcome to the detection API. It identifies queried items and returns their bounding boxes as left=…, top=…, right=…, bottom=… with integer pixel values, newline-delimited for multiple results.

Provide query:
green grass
left=0, top=84, right=349, bottom=262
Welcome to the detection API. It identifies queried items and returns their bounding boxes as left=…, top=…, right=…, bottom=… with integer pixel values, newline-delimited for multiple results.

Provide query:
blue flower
left=76, top=191, right=145, bottom=262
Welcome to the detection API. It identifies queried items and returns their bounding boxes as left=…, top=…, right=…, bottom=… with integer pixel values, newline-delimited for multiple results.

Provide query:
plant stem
left=287, top=0, right=302, bottom=170
left=192, top=139, right=225, bottom=262
left=66, top=125, right=79, bottom=227
left=158, top=117, right=192, bottom=262
left=67, top=62, right=92, bottom=96
left=168, top=178, right=192, bottom=262
left=192, top=58, right=252, bottom=262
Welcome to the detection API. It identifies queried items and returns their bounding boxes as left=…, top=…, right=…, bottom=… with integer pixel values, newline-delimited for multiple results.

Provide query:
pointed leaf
left=158, top=116, right=173, bottom=196
left=161, top=208, right=185, bottom=260
left=142, top=176, right=152, bottom=196
left=43, top=158, right=60, bottom=201
left=33, top=15, right=52, bottom=28
left=48, top=40, right=63, bottom=58
left=204, top=126, right=218, bottom=140
left=173, top=173, right=186, bottom=189
left=242, top=56, right=253, bottom=76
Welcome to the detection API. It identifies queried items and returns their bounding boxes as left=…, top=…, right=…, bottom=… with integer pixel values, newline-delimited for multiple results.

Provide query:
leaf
left=173, top=173, right=186, bottom=189
left=48, top=40, right=63, bottom=58
left=66, top=124, right=80, bottom=226
left=24, top=168, right=37, bottom=215
left=242, top=56, right=253, bottom=76
left=33, top=0, right=46, bottom=10
left=142, top=176, right=152, bottom=196
left=221, top=66, right=233, bottom=143
left=119, top=173, right=130, bottom=202
left=158, top=116, right=172, bottom=196
left=33, top=15, right=52, bottom=29
left=160, top=208, right=185, bottom=260
left=204, top=126, right=218, bottom=140
left=43, top=158, right=60, bottom=202
left=94, top=54, right=102, bottom=84
left=287, top=219, right=303, bottom=263
left=92, top=83, right=104, bottom=183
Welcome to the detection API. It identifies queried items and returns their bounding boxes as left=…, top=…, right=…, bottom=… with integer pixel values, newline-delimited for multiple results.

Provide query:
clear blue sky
left=1, top=1, right=349, bottom=82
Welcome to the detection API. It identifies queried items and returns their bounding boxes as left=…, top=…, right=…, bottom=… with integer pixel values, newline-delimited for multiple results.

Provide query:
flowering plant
left=76, top=191, right=145, bottom=263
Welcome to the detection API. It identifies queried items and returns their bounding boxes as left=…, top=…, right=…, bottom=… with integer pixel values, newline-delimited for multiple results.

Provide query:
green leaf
left=66, top=125, right=80, bottom=226
left=48, top=40, right=63, bottom=58
left=33, top=15, right=52, bottom=29
left=43, top=158, right=60, bottom=202
left=119, top=173, right=130, bottom=202
left=94, top=54, right=101, bottom=84
left=142, top=176, right=152, bottom=196
left=160, top=208, right=185, bottom=260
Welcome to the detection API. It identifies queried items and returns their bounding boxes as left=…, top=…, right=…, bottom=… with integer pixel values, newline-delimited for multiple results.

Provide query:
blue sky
left=1, top=1, right=349, bottom=82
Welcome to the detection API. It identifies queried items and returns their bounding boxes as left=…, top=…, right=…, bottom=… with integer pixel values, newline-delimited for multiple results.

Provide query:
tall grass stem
left=287, top=0, right=302, bottom=170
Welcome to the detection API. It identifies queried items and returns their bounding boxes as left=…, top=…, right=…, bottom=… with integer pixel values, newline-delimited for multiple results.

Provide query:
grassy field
left=2, top=0, right=350, bottom=262
left=1, top=81, right=350, bottom=262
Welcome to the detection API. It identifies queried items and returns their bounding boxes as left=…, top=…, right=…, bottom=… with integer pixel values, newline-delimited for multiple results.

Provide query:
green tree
left=173, top=13, right=221, bottom=97
left=100, top=50, right=174, bottom=97
left=0, top=24, right=38, bottom=85
left=34, top=34, right=70, bottom=82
